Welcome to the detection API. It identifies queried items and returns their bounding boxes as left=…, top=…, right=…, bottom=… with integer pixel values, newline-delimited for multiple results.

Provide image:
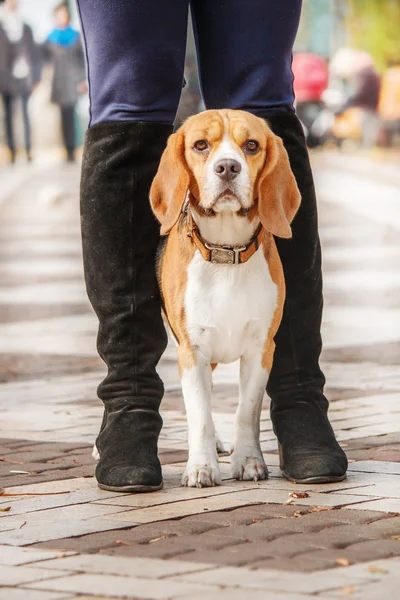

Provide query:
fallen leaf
left=0, top=457, right=24, bottom=465
left=368, top=565, right=388, bottom=575
left=289, top=491, right=310, bottom=499
left=310, top=506, right=333, bottom=513
left=0, top=506, right=11, bottom=512
left=115, top=540, right=134, bottom=546
left=336, top=558, right=350, bottom=567
left=284, top=497, right=294, bottom=505
left=341, top=586, right=358, bottom=595
left=149, top=535, right=169, bottom=544
left=392, top=535, right=400, bottom=540
left=252, top=519, right=263, bottom=523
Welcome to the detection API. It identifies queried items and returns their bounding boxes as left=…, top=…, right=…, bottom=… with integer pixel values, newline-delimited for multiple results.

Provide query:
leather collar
left=185, top=208, right=264, bottom=265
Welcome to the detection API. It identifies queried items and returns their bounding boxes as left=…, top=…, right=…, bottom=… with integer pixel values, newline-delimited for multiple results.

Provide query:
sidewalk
left=0, top=152, right=400, bottom=599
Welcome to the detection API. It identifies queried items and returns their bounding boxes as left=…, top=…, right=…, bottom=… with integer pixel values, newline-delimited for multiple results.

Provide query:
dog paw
left=182, top=462, right=222, bottom=488
left=231, top=454, right=268, bottom=481
left=92, top=444, right=100, bottom=461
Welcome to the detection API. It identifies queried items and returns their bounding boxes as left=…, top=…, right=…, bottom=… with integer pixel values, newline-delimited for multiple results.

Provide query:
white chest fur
left=184, top=246, right=278, bottom=364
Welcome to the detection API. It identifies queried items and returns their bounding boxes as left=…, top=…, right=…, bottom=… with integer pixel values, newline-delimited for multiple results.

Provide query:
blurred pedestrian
left=0, top=0, right=40, bottom=163
left=77, top=0, right=347, bottom=494
left=292, top=52, right=329, bottom=147
left=336, top=65, right=381, bottom=148
left=331, top=50, right=381, bottom=149
left=43, top=2, right=86, bottom=162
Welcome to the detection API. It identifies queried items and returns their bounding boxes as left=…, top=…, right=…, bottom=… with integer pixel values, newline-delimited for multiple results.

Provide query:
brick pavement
left=0, top=151, right=400, bottom=599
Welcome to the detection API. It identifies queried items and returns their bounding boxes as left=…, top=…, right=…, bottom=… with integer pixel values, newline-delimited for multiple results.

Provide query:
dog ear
left=150, top=130, right=190, bottom=235
left=257, top=132, right=301, bottom=239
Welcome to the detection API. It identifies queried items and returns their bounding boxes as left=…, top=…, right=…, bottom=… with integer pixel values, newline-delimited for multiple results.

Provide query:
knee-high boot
left=81, top=121, right=172, bottom=491
left=262, top=113, right=348, bottom=483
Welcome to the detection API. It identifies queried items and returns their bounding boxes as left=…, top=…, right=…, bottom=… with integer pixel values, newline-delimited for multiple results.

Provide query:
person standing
left=0, top=0, right=40, bottom=163
left=43, top=2, right=86, bottom=162
left=336, top=64, right=381, bottom=148
left=76, top=0, right=348, bottom=492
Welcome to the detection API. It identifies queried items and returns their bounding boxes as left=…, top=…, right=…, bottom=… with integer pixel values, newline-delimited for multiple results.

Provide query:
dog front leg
left=231, top=352, right=269, bottom=481
left=179, top=350, right=221, bottom=488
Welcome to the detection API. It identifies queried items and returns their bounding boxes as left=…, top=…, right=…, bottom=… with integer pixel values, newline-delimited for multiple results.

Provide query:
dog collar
left=185, top=208, right=264, bottom=265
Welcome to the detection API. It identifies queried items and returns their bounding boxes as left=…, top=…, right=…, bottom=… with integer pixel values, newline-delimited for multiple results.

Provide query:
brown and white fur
left=150, top=109, right=300, bottom=488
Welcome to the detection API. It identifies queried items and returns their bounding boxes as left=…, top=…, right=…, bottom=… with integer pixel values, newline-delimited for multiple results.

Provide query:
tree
left=347, top=0, right=400, bottom=69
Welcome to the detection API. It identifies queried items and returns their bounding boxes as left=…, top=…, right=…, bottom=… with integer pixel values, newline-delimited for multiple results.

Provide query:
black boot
left=81, top=121, right=172, bottom=492
left=262, top=112, right=348, bottom=483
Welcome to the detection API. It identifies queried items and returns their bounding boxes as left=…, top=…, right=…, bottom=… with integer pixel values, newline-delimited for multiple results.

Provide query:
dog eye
left=193, top=140, right=209, bottom=152
left=244, top=140, right=259, bottom=154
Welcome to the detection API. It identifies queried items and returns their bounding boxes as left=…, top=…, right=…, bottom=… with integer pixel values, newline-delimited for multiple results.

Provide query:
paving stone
left=102, top=533, right=240, bottom=560
left=349, top=461, right=400, bottom=475
left=325, top=578, right=400, bottom=599
left=343, top=539, right=400, bottom=563
left=172, top=541, right=281, bottom=567
left=0, top=564, right=73, bottom=586
left=0, top=545, right=75, bottom=566
left=0, top=487, right=131, bottom=515
left=0, top=352, right=102, bottom=382
left=26, top=573, right=213, bottom=599
left=310, top=524, right=382, bottom=548
left=356, top=515, right=400, bottom=537
left=184, top=590, right=320, bottom=600
left=319, top=556, right=400, bottom=581
left=0, top=517, right=138, bottom=546
left=249, top=550, right=352, bottom=572
left=92, top=481, right=250, bottom=509
left=348, top=498, right=400, bottom=513
left=185, top=504, right=300, bottom=525
left=39, top=553, right=213, bottom=578
left=0, top=590, right=71, bottom=600
left=347, top=447, right=400, bottom=462
left=283, top=508, right=387, bottom=527
left=0, top=469, right=91, bottom=489
left=30, top=529, right=135, bottom=554
left=172, top=565, right=373, bottom=595
left=108, top=496, right=266, bottom=524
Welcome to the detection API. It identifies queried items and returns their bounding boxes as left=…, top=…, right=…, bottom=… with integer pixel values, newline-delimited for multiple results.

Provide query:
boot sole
left=97, top=482, right=163, bottom=493
left=281, top=471, right=347, bottom=484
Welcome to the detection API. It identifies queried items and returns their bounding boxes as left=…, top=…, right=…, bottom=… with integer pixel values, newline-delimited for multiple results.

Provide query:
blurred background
left=0, top=1, right=399, bottom=390
left=0, top=0, right=400, bottom=162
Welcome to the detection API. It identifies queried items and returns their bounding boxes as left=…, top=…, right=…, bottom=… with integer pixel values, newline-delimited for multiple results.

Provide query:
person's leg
left=191, top=0, right=347, bottom=482
left=76, top=0, right=189, bottom=491
left=60, top=105, right=76, bottom=161
left=21, top=94, right=32, bottom=161
left=2, top=94, right=16, bottom=162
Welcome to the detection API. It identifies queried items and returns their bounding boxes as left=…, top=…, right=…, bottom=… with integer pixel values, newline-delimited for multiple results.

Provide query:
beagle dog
left=150, top=109, right=301, bottom=488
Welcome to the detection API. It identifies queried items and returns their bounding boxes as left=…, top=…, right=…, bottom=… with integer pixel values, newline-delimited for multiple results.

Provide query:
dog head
left=150, top=109, right=301, bottom=237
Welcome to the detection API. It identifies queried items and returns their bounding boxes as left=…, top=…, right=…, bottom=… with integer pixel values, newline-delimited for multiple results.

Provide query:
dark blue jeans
left=76, top=0, right=302, bottom=126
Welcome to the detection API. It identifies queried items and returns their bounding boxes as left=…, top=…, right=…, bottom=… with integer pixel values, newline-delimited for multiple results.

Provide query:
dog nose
left=214, top=159, right=242, bottom=181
